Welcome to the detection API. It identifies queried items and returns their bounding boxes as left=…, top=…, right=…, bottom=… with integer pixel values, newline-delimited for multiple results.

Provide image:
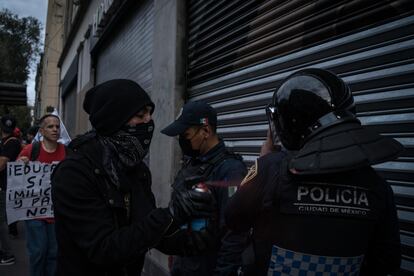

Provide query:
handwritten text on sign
left=6, top=162, right=58, bottom=224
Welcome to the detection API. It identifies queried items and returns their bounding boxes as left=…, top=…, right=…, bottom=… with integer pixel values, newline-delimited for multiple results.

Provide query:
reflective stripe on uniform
left=267, top=245, right=363, bottom=276
left=240, top=160, right=258, bottom=186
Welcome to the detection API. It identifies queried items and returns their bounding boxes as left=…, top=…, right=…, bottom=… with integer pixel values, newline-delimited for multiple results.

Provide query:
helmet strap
left=303, top=110, right=359, bottom=142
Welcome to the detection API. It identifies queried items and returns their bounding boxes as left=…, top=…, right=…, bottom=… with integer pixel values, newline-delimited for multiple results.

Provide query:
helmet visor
left=274, top=75, right=332, bottom=106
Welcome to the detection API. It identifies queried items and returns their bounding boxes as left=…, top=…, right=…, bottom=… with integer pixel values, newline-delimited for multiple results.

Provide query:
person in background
left=51, top=79, right=215, bottom=276
left=12, top=127, right=22, bottom=142
left=225, top=68, right=403, bottom=275
left=161, top=101, right=248, bottom=276
left=8, top=127, right=23, bottom=238
left=18, top=114, right=66, bottom=276
left=0, top=114, right=20, bottom=265
left=26, top=126, right=40, bottom=145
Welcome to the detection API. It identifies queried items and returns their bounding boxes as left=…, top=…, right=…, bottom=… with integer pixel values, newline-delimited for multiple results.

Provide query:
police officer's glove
left=168, top=189, right=215, bottom=226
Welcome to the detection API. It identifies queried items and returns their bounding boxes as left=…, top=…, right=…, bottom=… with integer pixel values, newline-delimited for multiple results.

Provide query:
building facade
left=35, top=0, right=66, bottom=118
left=57, top=0, right=185, bottom=273
left=54, top=0, right=414, bottom=274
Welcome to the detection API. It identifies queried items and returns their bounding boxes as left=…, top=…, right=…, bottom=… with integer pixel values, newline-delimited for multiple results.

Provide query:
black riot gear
left=226, top=68, right=404, bottom=275
left=268, top=68, right=356, bottom=150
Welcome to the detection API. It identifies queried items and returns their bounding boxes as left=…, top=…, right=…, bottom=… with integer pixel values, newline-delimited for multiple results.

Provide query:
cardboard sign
left=6, top=161, right=58, bottom=224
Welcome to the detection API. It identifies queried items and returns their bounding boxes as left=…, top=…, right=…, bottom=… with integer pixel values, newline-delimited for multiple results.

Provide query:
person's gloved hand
left=168, top=189, right=215, bottom=226
left=184, top=227, right=218, bottom=255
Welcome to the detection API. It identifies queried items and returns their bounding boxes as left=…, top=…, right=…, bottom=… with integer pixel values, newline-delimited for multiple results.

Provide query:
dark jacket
left=0, top=135, right=21, bottom=223
left=225, top=122, right=403, bottom=276
left=170, top=140, right=248, bottom=276
left=51, top=133, right=173, bottom=276
left=0, top=135, right=21, bottom=190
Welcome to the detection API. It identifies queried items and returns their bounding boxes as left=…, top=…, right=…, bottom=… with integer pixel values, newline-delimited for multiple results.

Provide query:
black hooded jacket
left=51, top=133, right=174, bottom=276
left=225, top=121, right=403, bottom=275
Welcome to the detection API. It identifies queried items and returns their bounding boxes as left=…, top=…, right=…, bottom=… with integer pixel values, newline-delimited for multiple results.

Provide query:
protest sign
left=6, top=161, right=58, bottom=224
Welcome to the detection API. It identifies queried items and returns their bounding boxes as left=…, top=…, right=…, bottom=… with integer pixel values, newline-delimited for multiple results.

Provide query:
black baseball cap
left=161, top=101, right=217, bottom=136
left=0, top=114, right=17, bottom=134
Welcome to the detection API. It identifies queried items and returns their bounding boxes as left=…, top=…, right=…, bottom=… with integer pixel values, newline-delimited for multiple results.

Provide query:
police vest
left=247, top=153, right=385, bottom=276
left=172, top=150, right=242, bottom=191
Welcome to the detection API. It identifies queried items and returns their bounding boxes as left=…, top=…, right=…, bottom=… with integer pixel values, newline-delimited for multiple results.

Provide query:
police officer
left=161, top=101, right=248, bottom=275
left=225, top=68, right=403, bottom=275
left=51, top=79, right=215, bottom=276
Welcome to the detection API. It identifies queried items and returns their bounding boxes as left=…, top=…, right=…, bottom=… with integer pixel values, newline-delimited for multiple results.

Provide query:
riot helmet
left=267, top=68, right=357, bottom=150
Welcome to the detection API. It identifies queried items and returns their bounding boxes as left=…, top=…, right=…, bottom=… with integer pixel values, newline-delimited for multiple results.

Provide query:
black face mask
left=179, top=134, right=200, bottom=158
left=121, top=120, right=154, bottom=153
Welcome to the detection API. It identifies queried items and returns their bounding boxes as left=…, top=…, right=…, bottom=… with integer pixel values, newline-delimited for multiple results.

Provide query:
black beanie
left=83, top=79, right=154, bottom=136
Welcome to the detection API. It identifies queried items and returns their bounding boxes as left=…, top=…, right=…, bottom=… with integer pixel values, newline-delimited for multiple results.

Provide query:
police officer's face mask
left=178, top=127, right=204, bottom=158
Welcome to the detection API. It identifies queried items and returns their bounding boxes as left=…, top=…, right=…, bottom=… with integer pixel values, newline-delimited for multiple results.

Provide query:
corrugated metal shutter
left=187, top=0, right=414, bottom=274
left=62, top=85, right=77, bottom=138
left=95, top=0, right=154, bottom=91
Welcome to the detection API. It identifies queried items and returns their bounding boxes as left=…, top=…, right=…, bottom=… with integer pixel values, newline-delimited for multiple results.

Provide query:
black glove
left=185, top=227, right=218, bottom=255
left=169, top=189, right=215, bottom=226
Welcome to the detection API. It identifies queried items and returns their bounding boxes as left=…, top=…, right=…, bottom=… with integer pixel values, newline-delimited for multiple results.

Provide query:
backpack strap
left=30, top=141, right=40, bottom=161
left=30, top=141, right=41, bottom=161
left=30, top=142, right=70, bottom=161
left=1, top=136, right=22, bottom=156
left=3, top=136, right=18, bottom=145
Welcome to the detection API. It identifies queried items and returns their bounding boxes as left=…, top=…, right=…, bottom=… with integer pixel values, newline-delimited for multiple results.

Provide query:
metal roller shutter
left=95, top=0, right=154, bottom=91
left=187, top=0, right=414, bottom=274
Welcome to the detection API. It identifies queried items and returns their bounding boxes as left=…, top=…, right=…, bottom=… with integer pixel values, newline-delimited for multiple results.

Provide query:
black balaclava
left=101, top=120, right=154, bottom=167
left=121, top=121, right=154, bottom=151
left=83, top=79, right=155, bottom=186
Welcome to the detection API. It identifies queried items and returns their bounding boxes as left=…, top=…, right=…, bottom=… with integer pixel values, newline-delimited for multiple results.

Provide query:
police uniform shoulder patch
left=241, top=160, right=258, bottom=186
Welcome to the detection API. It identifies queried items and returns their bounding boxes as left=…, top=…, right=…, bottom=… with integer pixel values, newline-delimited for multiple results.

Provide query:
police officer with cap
left=161, top=101, right=248, bottom=276
left=51, top=79, right=215, bottom=276
left=225, top=68, right=403, bottom=275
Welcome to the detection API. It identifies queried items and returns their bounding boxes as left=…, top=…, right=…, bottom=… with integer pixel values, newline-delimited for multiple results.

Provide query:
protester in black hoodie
left=52, top=79, right=215, bottom=276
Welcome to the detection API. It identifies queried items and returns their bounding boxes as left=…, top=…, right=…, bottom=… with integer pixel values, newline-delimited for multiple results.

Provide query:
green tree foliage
left=0, top=9, right=42, bottom=130
left=0, top=8, right=42, bottom=84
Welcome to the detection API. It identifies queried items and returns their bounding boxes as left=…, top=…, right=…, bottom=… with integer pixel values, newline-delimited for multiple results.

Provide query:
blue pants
left=25, top=220, right=57, bottom=276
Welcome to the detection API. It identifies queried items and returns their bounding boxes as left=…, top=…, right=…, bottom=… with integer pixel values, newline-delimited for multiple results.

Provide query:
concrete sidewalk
left=0, top=222, right=167, bottom=276
left=0, top=222, right=29, bottom=276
